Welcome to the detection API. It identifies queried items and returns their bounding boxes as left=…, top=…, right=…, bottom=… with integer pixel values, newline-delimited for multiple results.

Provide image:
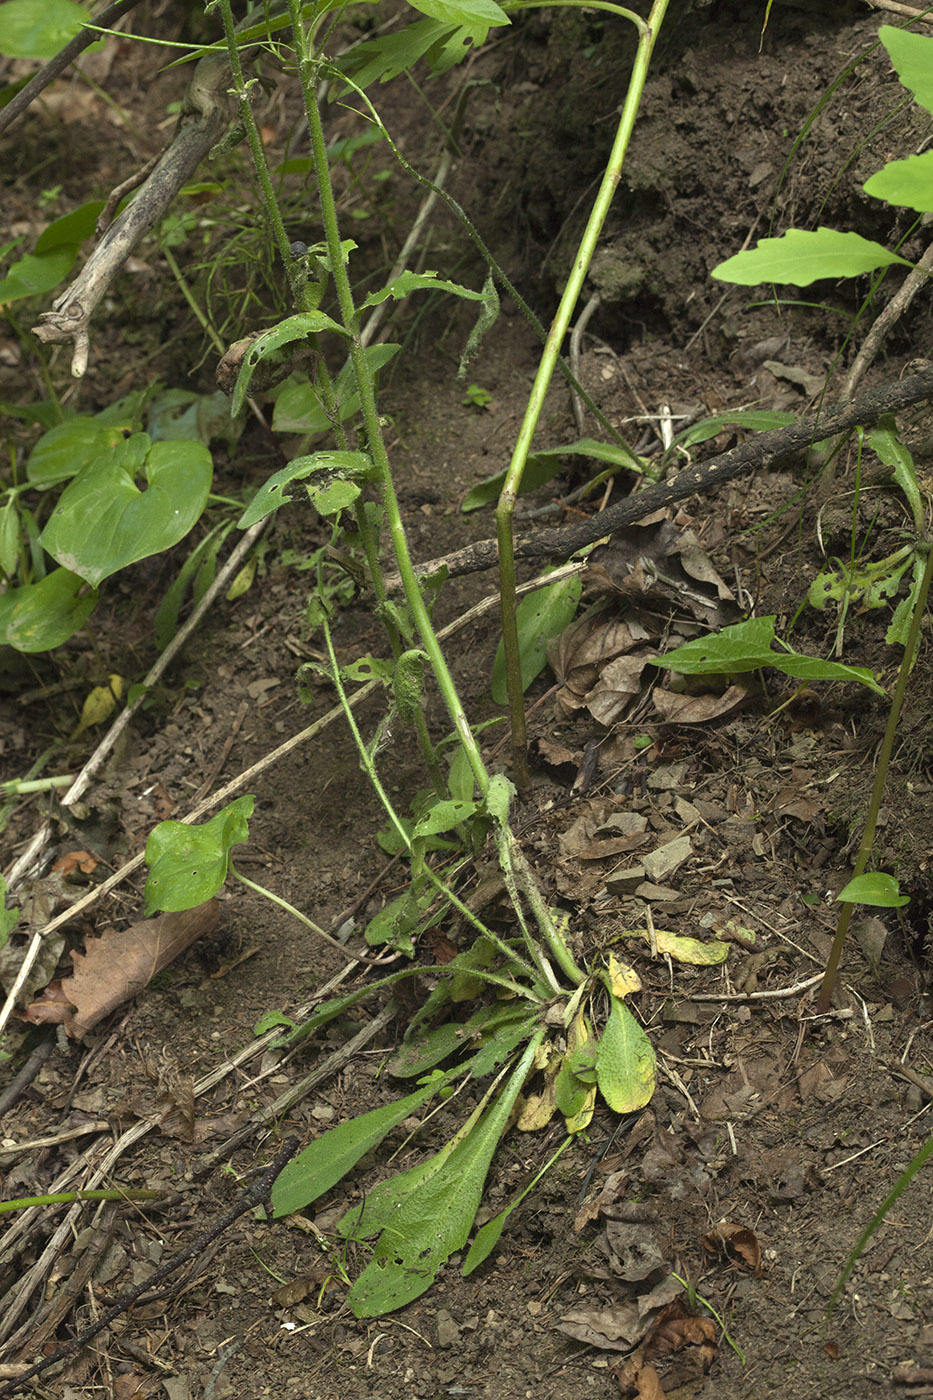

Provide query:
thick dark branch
left=400, top=362, right=933, bottom=586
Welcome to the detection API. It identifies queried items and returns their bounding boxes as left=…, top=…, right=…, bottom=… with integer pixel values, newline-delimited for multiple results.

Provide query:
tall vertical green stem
left=495, top=0, right=670, bottom=786
left=287, top=0, right=489, bottom=794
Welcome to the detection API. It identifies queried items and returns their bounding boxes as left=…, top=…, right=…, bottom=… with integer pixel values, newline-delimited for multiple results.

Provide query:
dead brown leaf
left=21, top=901, right=219, bottom=1038
left=701, top=1222, right=762, bottom=1273
left=652, top=684, right=748, bottom=724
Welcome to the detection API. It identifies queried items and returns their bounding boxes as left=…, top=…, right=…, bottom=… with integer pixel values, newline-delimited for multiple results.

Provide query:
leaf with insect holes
left=712, top=228, right=910, bottom=287
left=229, top=312, right=346, bottom=416
left=595, top=986, right=655, bottom=1114
left=238, top=452, right=375, bottom=528
left=144, top=796, right=254, bottom=915
left=360, top=270, right=486, bottom=308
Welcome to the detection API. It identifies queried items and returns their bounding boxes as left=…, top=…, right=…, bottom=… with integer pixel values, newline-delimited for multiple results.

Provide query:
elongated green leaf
left=389, top=1003, right=534, bottom=1078
left=865, top=151, right=933, bottom=214
left=346, top=1033, right=542, bottom=1317
left=0, top=567, right=97, bottom=652
left=463, top=1135, right=573, bottom=1276
left=271, top=1082, right=441, bottom=1217
left=649, top=616, right=885, bottom=694
left=238, top=452, right=374, bottom=528
left=338, top=18, right=455, bottom=86
left=712, top=228, right=910, bottom=287
left=40, top=436, right=212, bottom=587
left=413, top=798, right=479, bottom=839
left=361, top=270, right=485, bottom=308
left=595, top=992, right=655, bottom=1113
left=0, top=498, right=20, bottom=577
left=672, top=409, right=796, bottom=453
left=837, top=872, right=909, bottom=908
left=144, top=795, right=253, bottom=915
left=870, top=423, right=923, bottom=529
left=230, top=312, right=345, bottom=416
left=491, top=571, right=582, bottom=703
left=879, top=25, right=933, bottom=117
left=462, top=438, right=642, bottom=513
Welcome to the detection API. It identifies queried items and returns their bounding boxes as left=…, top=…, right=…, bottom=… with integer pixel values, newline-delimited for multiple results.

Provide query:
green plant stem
left=161, top=242, right=226, bottom=356
left=289, top=2, right=489, bottom=795
left=0, top=1188, right=163, bottom=1214
left=495, top=0, right=671, bottom=786
left=817, top=538, right=933, bottom=1012
left=319, top=608, right=545, bottom=988
left=216, top=0, right=309, bottom=310
left=230, top=863, right=352, bottom=957
left=1, top=774, right=74, bottom=796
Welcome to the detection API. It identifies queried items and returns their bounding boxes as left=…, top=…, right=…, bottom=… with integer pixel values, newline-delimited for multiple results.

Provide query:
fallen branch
left=391, top=360, right=933, bottom=587
left=31, top=52, right=234, bottom=376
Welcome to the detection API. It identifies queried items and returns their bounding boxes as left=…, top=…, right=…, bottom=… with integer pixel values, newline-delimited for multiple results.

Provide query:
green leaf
left=339, top=19, right=457, bottom=86
left=649, top=616, right=885, bottom=694
left=406, top=0, right=509, bottom=41
left=389, top=1003, right=534, bottom=1078
left=40, top=435, right=212, bottom=587
left=672, top=409, right=796, bottom=453
left=345, top=1034, right=541, bottom=1317
left=837, top=872, right=909, bottom=908
left=27, top=418, right=128, bottom=488
left=711, top=227, right=910, bottom=287
left=34, top=200, right=105, bottom=254
left=878, top=25, right=933, bottom=117
left=360, top=270, right=485, bottom=308
left=865, top=151, right=933, bottom=214
left=595, top=992, right=656, bottom=1113
left=144, top=795, right=254, bottom=915
left=230, top=312, right=346, bottom=416
left=869, top=420, right=923, bottom=531
left=237, top=452, right=374, bottom=529
left=463, top=1135, right=572, bottom=1276
left=271, top=1081, right=441, bottom=1217
left=0, top=0, right=91, bottom=59
left=0, top=873, right=20, bottom=948
left=0, top=247, right=76, bottom=304
left=0, top=497, right=21, bottom=576
left=0, top=567, right=97, bottom=652
left=462, top=438, right=642, bottom=513
left=491, top=571, right=582, bottom=703
left=413, top=798, right=478, bottom=839
left=272, top=344, right=399, bottom=433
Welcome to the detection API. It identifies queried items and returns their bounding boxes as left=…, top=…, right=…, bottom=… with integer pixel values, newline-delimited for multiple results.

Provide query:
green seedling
left=462, top=382, right=493, bottom=410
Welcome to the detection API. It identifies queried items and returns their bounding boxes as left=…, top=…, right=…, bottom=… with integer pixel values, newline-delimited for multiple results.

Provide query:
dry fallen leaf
left=22, top=901, right=219, bottom=1038
left=701, top=1222, right=762, bottom=1273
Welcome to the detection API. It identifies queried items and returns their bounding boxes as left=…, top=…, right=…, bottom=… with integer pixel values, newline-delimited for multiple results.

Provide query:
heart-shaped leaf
left=40, top=434, right=212, bottom=587
left=144, top=795, right=254, bottom=914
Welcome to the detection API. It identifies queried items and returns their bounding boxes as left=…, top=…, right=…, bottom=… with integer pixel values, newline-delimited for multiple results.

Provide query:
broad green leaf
left=40, top=436, right=212, bottom=587
left=230, top=312, right=345, bottom=416
left=878, top=25, right=933, bottom=117
left=595, top=992, right=655, bottom=1114
left=0, top=874, right=20, bottom=946
left=361, top=270, right=485, bottom=308
left=711, top=227, right=910, bottom=287
left=144, top=795, right=254, bottom=915
left=272, top=344, right=399, bottom=433
left=27, top=418, right=127, bottom=488
left=837, top=872, right=909, bottom=908
left=34, top=200, right=105, bottom=253
left=237, top=452, right=374, bottom=528
left=339, top=19, right=459, bottom=86
left=650, top=616, right=885, bottom=694
left=491, top=571, right=582, bottom=703
left=865, top=151, right=933, bottom=214
left=0, top=567, right=97, bottom=652
left=271, top=1082, right=441, bottom=1217
left=0, top=0, right=91, bottom=59
left=0, top=248, right=76, bottom=305
left=870, top=420, right=923, bottom=531
left=346, top=1034, right=541, bottom=1317
left=147, top=387, right=241, bottom=449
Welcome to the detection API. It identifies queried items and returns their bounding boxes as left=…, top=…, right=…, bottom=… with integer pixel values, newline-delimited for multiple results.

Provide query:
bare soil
left=3, top=3, right=933, bottom=1399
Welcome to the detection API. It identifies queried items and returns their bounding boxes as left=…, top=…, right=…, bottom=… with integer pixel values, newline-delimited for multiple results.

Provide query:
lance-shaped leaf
left=238, top=452, right=375, bottom=528
left=712, top=227, right=910, bottom=287
left=230, top=311, right=346, bottom=416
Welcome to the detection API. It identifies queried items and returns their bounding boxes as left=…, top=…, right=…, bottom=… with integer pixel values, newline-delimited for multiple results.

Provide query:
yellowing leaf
left=226, top=555, right=256, bottom=601
left=619, top=928, right=730, bottom=965
left=595, top=990, right=655, bottom=1113
left=605, top=951, right=642, bottom=996
left=517, top=1081, right=557, bottom=1131
left=73, top=674, right=123, bottom=736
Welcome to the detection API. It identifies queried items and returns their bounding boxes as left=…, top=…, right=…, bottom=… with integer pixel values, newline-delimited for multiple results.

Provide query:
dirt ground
left=3, top=1, right=933, bottom=1397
